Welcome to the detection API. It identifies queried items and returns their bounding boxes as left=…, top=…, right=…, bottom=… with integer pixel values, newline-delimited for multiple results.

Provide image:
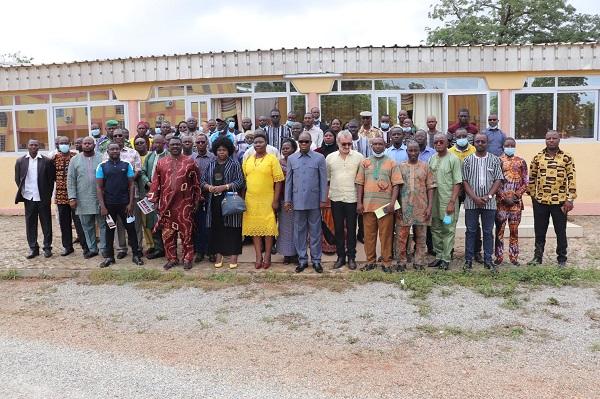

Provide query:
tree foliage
left=427, top=0, right=600, bottom=45
left=0, top=51, right=33, bottom=65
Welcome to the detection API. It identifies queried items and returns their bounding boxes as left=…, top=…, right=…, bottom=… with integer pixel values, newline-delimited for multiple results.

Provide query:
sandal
left=229, top=263, right=238, bottom=269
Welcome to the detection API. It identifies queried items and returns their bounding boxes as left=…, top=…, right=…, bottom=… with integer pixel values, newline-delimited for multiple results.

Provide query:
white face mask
left=373, top=151, right=385, bottom=158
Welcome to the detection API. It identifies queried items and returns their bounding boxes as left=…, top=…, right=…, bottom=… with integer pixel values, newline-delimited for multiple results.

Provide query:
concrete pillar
left=499, top=89, right=511, bottom=137
left=127, top=100, right=139, bottom=133
left=307, top=93, right=319, bottom=110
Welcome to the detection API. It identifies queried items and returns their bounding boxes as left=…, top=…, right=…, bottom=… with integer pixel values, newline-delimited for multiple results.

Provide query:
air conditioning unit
left=165, top=100, right=174, bottom=108
left=64, top=115, right=72, bottom=123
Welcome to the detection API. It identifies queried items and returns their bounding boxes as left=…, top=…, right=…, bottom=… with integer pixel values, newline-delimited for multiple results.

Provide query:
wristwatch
left=487, top=194, right=493, bottom=200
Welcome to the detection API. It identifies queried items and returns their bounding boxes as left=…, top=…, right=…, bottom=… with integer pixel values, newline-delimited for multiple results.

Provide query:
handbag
left=221, top=191, right=246, bottom=216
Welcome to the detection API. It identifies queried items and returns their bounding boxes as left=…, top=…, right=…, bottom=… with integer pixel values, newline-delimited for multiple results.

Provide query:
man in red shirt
left=447, top=108, right=479, bottom=147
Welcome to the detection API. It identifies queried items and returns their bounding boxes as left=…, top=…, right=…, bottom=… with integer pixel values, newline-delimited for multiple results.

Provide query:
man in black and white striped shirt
left=265, top=108, right=290, bottom=150
left=462, top=133, right=504, bottom=272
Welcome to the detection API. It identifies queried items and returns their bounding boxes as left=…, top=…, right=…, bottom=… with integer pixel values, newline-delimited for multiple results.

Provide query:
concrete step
left=454, top=207, right=583, bottom=238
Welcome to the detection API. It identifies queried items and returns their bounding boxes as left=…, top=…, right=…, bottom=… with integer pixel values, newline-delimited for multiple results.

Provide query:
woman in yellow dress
left=242, top=131, right=284, bottom=269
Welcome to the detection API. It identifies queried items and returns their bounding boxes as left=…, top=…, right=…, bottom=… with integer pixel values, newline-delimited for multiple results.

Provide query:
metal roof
left=1, top=43, right=599, bottom=92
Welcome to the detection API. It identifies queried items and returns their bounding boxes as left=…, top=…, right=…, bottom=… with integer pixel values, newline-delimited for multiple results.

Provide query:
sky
left=1, top=0, right=597, bottom=64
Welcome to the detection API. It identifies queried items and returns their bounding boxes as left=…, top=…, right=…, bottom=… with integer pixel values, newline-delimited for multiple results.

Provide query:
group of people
left=15, top=106, right=576, bottom=273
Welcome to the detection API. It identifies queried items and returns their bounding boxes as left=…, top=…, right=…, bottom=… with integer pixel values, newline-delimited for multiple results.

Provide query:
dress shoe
left=263, top=258, right=271, bottom=270
left=295, top=263, right=308, bottom=273
left=183, top=261, right=193, bottom=270
left=84, top=251, right=98, bottom=259
left=396, top=263, right=407, bottom=272
left=494, top=258, right=503, bottom=265
left=463, top=261, right=473, bottom=272
left=43, top=249, right=52, bottom=258
left=147, top=250, right=165, bottom=260
left=359, top=263, right=378, bottom=271
left=357, top=235, right=364, bottom=244
left=26, top=249, right=39, bottom=259
left=347, top=258, right=357, bottom=270
left=61, top=248, right=74, bottom=257
left=438, top=260, right=450, bottom=271
left=312, top=263, right=323, bottom=273
left=163, top=261, right=177, bottom=270
left=474, top=253, right=484, bottom=264
left=333, top=257, right=346, bottom=269
left=194, top=253, right=204, bottom=263
left=527, top=257, right=542, bottom=266
left=511, top=260, right=520, bottom=267
left=484, top=262, right=496, bottom=272
left=99, top=258, right=115, bottom=268
left=116, top=252, right=127, bottom=260
left=132, top=255, right=144, bottom=266
left=283, top=256, right=291, bottom=265
left=428, top=259, right=442, bottom=268
left=381, top=265, right=394, bottom=273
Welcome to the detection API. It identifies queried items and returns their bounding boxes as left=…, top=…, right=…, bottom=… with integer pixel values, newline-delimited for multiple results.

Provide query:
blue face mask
left=90, top=129, right=100, bottom=137
left=456, top=138, right=469, bottom=147
left=402, top=127, right=412, bottom=133
left=380, top=123, right=390, bottom=130
left=58, top=144, right=70, bottom=153
left=286, top=120, right=294, bottom=127
left=504, top=147, right=516, bottom=157
left=155, top=127, right=161, bottom=135
left=228, top=121, right=235, bottom=130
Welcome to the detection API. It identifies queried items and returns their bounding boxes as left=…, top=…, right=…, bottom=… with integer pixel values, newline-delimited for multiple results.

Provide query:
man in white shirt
left=302, top=113, right=323, bottom=147
left=14, top=139, right=56, bottom=258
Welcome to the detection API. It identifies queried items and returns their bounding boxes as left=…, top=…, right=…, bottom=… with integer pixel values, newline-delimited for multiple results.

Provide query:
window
left=375, top=78, right=445, bottom=90
left=51, top=92, right=88, bottom=103
left=16, top=109, right=48, bottom=150
left=91, top=105, right=126, bottom=132
left=254, top=98, right=287, bottom=124
left=0, top=96, right=12, bottom=106
left=254, top=81, right=286, bottom=93
left=320, top=94, right=371, bottom=125
left=446, top=78, right=487, bottom=90
left=378, top=96, right=398, bottom=121
left=115, top=105, right=124, bottom=115
left=557, top=92, right=596, bottom=138
left=55, top=107, right=88, bottom=143
left=558, top=76, right=600, bottom=87
left=340, top=80, right=372, bottom=91
left=515, top=93, right=554, bottom=139
left=489, top=92, right=499, bottom=115
left=139, top=100, right=185, bottom=127
left=290, top=95, right=306, bottom=122
left=15, top=94, right=49, bottom=105
left=0, top=111, right=14, bottom=152
left=448, top=94, right=487, bottom=131
left=186, top=83, right=252, bottom=95
left=157, top=86, right=185, bottom=97
left=89, top=91, right=111, bottom=101
left=524, top=77, right=556, bottom=88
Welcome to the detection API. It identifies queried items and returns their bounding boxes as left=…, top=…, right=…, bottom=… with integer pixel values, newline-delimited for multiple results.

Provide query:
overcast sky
left=2, top=0, right=597, bottom=64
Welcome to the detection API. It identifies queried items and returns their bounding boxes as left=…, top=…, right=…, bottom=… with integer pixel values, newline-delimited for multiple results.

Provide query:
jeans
left=103, top=204, right=141, bottom=259
left=532, top=199, right=568, bottom=263
left=465, top=209, right=496, bottom=263
left=331, top=201, right=357, bottom=260
left=79, top=213, right=107, bottom=255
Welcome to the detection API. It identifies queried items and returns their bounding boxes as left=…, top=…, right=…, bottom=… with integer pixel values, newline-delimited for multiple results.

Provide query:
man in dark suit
left=311, top=107, right=329, bottom=133
left=15, top=139, right=56, bottom=258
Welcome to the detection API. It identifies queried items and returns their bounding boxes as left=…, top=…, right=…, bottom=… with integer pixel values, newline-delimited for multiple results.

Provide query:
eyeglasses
left=271, top=115, right=280, bottom=118
left=340, top=143, right=352, bottom=147
left=433, top=140, right=446, bottom=144
left=195, top=141, right=206, bottom=144
left=488, top=118, right=497, bottom=121
left=113, top=134, right=123, bottom=137
left=474, top=140, right=487, bottom=144
left=298, top=140, right=310, bottom=144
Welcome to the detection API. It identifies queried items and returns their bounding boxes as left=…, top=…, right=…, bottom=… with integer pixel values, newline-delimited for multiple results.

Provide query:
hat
left=359, top=111, right=372, bottom=117
left=106, top=119, right=119, bottom=127
left=215, top=118, right=224, bottom=123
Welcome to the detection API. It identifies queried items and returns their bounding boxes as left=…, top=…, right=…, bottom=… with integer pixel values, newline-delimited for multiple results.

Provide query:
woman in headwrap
left=315, top=130, right=339, bottom=255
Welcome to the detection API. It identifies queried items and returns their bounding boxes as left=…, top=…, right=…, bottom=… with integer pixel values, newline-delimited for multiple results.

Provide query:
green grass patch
left=589, top=342, right=600, bottom=352
left=416, top=323, right=529, bottom=341
left=0, top=269, right=20, bottom=280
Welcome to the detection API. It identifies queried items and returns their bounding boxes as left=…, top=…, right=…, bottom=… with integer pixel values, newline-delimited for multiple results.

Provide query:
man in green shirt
left=428, top=134, right=462, bottom=270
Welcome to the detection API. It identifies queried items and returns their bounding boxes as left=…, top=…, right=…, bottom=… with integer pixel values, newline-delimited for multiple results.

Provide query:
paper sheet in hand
left=374, top=201, right=401, bottom=219
left=137, top=198, right=155, bottom=215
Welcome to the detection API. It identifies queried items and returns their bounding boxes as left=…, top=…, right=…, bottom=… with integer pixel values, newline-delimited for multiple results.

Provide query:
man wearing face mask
left=379, top=114, right=392, bottom=144
left=484, top=114, right=505, bottom=156
left=401, top=118, right=415, bottom=144
left=54, top=136, right=89, bottom=257
left=398, top=110, right=418, bottom=133
left=90, top=123, right=102, bottom=143
left=210, top=117, right=236, bottom=145
left=286, top=111, right=297, bottom=128
left=449, top=128, right=476, bottom=162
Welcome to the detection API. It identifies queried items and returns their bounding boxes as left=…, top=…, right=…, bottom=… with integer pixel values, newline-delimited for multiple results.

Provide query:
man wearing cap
left=97, top=119, right=119, bottom=153
left=358, top=111, right=382, bottom=139
left=210, top=118, right=236, bottom=145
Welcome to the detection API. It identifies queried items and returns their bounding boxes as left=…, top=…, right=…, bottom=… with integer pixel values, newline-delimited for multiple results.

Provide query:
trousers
left=331, top=200, right=357, bottom=260
left=103, top=204, right=141, bottom=259
left=193, top=204, right=209, bottom=255
left=398, top=224, right=427, bottom=265
left=532, top=199, right=568, bottom=263
left=293, top=209, right=323, bottom=264
left=363, top=212, right=394, bottom=264
left=495, top=209, right=522, bottom=263
left=79, top=213, right=106, bottom=255
left=24, top=199, right=52, bottom=251
left=57, top=204, right=88, bottom=252
left=431, top=214, right=458, bottom=263
left=465, top=209, right=495, bottom=263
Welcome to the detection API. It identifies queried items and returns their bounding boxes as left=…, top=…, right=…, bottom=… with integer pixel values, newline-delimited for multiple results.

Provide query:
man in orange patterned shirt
left=356, top=137, right=403, bottom=271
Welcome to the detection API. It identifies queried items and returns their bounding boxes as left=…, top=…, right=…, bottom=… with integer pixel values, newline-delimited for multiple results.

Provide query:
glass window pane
left=254, top=82, right=287, bottom=93
left=378, top=96, right=398, bottom=122
left=331, top=81, right=338, bottom=91
left=0, top=96, right=13, bottom=106
left=320, top=94, right=371, bottom=125
left=526, top=77, right=556, bottom=88
left=375, top=78, right=445, bottom=90
left=290, top=82, right=298, bottom=92
left=191, top=101, right=209, bottom=132
left=186, top=83, right=252, bottom=95
left=15, top=94, right=49, bottom=105
left=0, top=111, right=15, bottom=152
left=254, top=98, right=287, bottom=125
left=91, top=105, right=126, bottom=133
left=448, top=94, right=487, bottom=132
left=139, top=100, right=185, bottom=128
left=16, top=109, right=48, bottom=150
left=90, top=91, right=111, bottom=101
left=514, top=93, right=554, bottom=139
left=558, top=76, right=600, bottom=87
left=446, top=78, right=487, bottom=90
left=290, top=95, right=306, bottom=123
left=557, top=92, right=595, bottom=138
left=157, top=86, right=184, bottom=97
left=340, top=80, right=372, bottom=91
left=55, top=107, right=88, bottom=143
left=51, top=92, right=88, bottom=103
left=489, top=92, right=499, bottom=115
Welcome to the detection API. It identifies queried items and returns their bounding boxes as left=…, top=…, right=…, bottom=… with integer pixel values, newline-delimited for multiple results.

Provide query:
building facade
left=1, top=43, right=599, bottom=212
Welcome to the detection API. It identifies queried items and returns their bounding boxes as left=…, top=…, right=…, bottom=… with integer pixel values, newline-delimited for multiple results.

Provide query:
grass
left=416, top=323, right=528, bottom=341
left=61, top=266, right=600, bottom=300
left=589, top=342, right=600, bottom=352
left=546, top=297, right=560, bottom=306
left=501, top=296, right=522, bottom=310
left=0, top=269, right=20, bottom=280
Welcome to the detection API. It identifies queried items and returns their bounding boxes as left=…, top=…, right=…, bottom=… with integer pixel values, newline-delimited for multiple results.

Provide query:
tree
left=426, top=0, right=600, bottom=45
left=0, top=51, right=33, bottom=65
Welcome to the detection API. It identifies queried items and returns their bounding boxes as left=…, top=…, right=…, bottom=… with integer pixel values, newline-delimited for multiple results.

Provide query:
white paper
left=136, top=197, right=155, bottom=215
left=374, top=201, right=401, bottom=219
left=106, top=215, right=116, bottom=229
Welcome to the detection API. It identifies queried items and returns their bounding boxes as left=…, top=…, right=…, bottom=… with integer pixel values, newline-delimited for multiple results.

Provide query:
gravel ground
left=1, top=279, right=599, bottom=398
